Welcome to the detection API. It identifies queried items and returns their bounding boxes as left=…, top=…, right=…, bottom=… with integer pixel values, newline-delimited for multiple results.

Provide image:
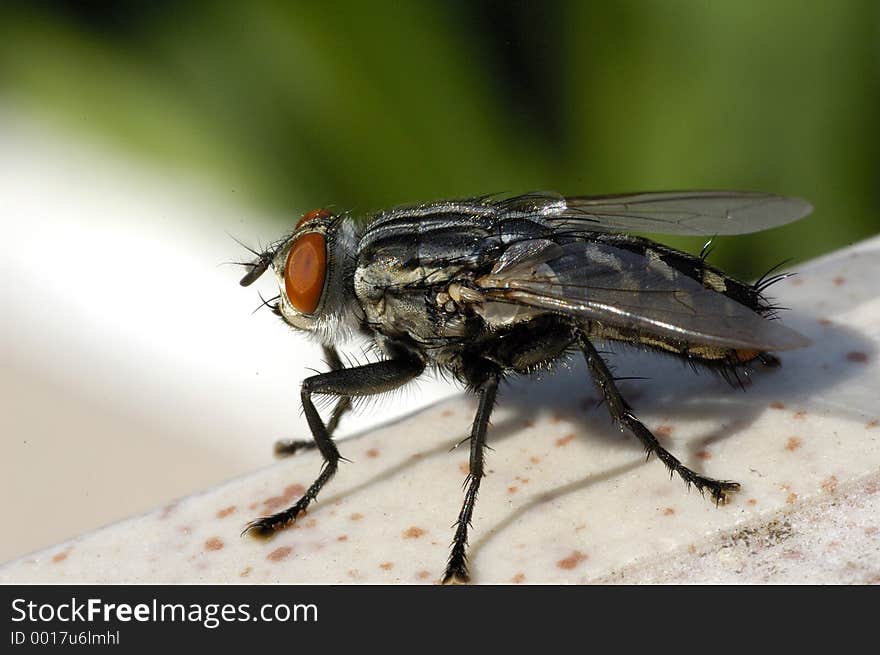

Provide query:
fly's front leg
left=245, top=355, right=424, bottom=536
left=579, top=334, right=740, bottom=504
left=442, top=365, right=500, bottom=585
left=274, top=345, right=353, bottom=457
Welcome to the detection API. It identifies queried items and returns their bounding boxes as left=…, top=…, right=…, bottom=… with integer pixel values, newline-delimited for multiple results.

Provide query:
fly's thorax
left=272, top=211, right=362, bottom=345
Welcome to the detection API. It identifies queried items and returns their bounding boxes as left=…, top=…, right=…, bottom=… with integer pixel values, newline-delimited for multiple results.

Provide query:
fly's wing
left=476, top=239, right=810, bottom=351
left=496, top=191, right=812, bottom=236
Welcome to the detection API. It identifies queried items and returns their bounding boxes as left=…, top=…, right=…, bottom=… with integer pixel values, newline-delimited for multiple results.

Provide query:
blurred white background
left=0, top=105, right=458, bottom=563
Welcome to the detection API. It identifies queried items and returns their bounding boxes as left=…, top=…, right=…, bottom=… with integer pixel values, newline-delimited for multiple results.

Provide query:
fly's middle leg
left=275, top=345, right=353, bottom=457
left=442, top=363, right=500, bottom=585
left=244, top=355, right=424, bottom=537
left=579, top=334, right=740, bottom=504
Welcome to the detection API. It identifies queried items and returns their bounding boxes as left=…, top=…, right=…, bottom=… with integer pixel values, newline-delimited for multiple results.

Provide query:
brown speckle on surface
left=575, top=523, right=587, bottom=532
left=793, top=410, right=807, bottom=420
left=416, top=570, right=432, bottom=580
left=785, top=437, right=802, bottom=452
left=661, top=507, right=675, bottom=516
left=770, top=401, right=786, bottom=410
left=379, top=562, right=394, bottom=571
left=267, top=546, right=293, bottom=562
left=522, top=419, right=535, bottom=428
left=557, top=550, right=587, bottom=570
left=818, top=318, right=833, bottom=326
left=349, top=513, right=364, bottom=521
left=507, top=486, right=518, bottom=494
left=529, top=455, right=541, bottom=464
left=239, top=567, right=252, bottom=578
left=867, top=419, right=879, bottom=429
left=51, top=550, right=70, bottom=564
left=655, top=425, right=674, bottom=438
left=347, top=569, right=360, bottom=579
left=366, top=448, right=380, bottom=458
left=216, top=506, right=236, bottom=519
left=402, top=526, right=426, bottom=539
left=337, top=535, right=348, bottom=542
left=791, top=278, right=804, bottom=286
left=511, top=572, right=526, bottom=584
left=555, top=434, right=575, bottom=447
left=159, top=503, right=178, bottom=520
left=695, top=449, right=711, bottom=460
left=459, top=462, right=470, bottom=474
left=441, top=409, right=454, bottom=417
left=832, top=276, right=846, bottom=286
left=786, top=492, right=798, bottom=504
left=204, top=537, right=224, bottom=552
left=263, top=484, right=307, bottom=511
left=747, top=498, right=758, bottom=506
left=821, top=475, right=839, bottom=493
left=847, top=351, right=869, bottom=364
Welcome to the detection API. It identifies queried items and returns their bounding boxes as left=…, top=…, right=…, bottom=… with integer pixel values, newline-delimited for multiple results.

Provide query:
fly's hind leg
left=579, top=334, right=740, bottom=504
left=245, top=355, right=424, bottom=536
left=442, top=362, right=501, bottom=585
left=275, top=345, right=353, bottom=457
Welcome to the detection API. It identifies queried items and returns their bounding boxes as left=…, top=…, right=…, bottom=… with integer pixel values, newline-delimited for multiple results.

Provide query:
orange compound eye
left=296, top=208, right=332, bottom=229
left=284, top=232, right=327, bottom=314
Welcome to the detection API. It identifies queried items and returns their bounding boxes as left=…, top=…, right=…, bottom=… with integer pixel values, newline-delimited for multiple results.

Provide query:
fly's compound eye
left=284, top=232, right=327, bottom=314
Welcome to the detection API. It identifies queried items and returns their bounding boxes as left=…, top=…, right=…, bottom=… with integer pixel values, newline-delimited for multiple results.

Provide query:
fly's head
left=239, top=208, right=361, bottom=344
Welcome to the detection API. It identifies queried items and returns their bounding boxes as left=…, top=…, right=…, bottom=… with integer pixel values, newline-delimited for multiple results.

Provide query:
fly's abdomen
left=475, top=236, right=809, bottom=355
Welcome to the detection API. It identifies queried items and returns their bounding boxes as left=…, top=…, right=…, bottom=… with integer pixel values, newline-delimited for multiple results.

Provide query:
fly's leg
left=274, top=345, right=353, bottom=457
left=245, top=355, right=424, bottom=536
left=579, top=335, right=740, bottom=504
left=442, top=364, right=500, bottom=585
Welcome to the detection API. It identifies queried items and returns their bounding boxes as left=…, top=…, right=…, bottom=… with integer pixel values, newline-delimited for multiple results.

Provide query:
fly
left=237, top=191, right=812, bottom=583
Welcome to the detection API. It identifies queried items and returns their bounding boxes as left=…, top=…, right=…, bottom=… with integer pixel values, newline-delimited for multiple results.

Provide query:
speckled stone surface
left=2, top=235, right=878, bottom=584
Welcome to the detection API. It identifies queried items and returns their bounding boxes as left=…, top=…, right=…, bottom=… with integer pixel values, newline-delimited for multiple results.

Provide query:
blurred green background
left=1, top=0, right=878, bottom=277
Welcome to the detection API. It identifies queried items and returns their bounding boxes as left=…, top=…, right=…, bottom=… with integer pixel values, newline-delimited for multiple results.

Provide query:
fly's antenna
left=228, top=233, right=274, bottom=287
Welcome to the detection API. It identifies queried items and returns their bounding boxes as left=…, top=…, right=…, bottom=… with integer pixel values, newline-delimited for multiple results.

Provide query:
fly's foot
left=441, top=566, right=470, bottom=585
left=242, top=503, right=308, bottom=538
left=441, top=547, right=471, bottom=585
left=273, top=439, right=318, bottom=458
left=691, top=477, right=741, bottom=506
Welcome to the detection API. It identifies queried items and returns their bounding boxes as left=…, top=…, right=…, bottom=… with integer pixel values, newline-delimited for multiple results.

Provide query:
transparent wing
left=496, top=190, right=812, bottom=236
left=476, top=239, right=810, bottom=351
